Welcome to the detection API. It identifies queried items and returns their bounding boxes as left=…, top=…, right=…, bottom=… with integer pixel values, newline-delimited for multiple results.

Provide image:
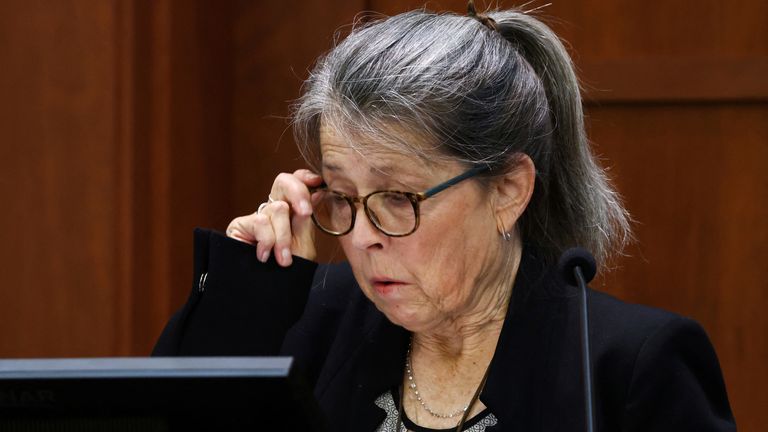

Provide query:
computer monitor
left=0, top=357, right=326, bottom=431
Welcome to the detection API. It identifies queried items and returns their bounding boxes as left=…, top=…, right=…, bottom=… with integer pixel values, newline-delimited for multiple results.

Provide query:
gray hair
left=292, top=8, right=632, bottom=268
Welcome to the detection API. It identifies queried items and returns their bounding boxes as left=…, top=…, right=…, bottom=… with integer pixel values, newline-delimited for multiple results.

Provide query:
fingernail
left=260, top=251, right=270, bottom=263
left=281, top=248, right=291, bottom=263
left=300, top=200, right=311, bottom=215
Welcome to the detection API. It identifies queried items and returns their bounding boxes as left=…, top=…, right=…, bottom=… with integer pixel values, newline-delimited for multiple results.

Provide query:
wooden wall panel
left=0, top=1, right=121, bottom=357
left=588, top=104, right=768, bottom=430
left=548, top=1, right=768, bottom=102
left=117, top=0, right=237, bottom=356
left=229, top=1, right=366, bottom=214
left=0, top=0, right=235, bottom=357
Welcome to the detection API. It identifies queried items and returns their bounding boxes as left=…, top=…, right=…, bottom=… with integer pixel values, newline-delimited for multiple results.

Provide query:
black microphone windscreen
left=558, top=247, right=597, bottom=286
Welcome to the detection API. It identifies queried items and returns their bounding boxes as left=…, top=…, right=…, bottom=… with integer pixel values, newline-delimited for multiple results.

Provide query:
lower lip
left=372, top=282, right=404, bottom=296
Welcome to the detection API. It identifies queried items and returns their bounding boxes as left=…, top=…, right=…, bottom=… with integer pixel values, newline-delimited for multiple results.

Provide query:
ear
left=492, top=154, right=536, bottom=234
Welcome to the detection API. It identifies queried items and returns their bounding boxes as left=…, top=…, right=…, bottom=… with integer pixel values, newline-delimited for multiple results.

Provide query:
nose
left=348, top=206, right=385, bottom=251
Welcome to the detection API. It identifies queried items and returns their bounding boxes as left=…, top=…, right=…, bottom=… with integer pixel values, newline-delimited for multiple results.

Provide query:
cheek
left=337, top=237, right=364, bottom=273
left=405, top=213, right=494, bottom=300
left=418, top=202, right=495, bottom=260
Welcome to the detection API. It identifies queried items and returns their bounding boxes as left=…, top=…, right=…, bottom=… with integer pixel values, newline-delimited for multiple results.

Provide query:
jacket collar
left=480, top=249, right=571, bottom=429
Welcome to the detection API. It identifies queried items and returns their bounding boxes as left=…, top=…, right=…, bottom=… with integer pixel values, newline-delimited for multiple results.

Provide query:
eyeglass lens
left=310, top=190, right=417, bottom=236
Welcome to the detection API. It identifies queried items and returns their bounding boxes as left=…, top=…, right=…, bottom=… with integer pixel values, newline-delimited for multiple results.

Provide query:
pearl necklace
left=405, top=345, right=469, bottom=419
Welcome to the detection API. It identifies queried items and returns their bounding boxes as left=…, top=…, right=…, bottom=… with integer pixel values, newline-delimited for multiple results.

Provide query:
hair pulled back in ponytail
left=488, top=10, right=633, bottom=267
left=292, top=7, right=632, bottom=269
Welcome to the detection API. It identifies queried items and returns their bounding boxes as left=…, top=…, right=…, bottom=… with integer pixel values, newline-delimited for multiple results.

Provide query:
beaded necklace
left=395, top=343, right=491, bottom=431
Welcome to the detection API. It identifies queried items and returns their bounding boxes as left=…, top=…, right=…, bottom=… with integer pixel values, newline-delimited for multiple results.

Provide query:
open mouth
left=371, top=279, right=404, bottom=295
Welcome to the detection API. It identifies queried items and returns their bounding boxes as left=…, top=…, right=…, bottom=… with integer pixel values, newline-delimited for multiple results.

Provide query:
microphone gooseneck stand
left=558, top=247, right=597, bottom=432
left=574, top=264, right=595, bottom=432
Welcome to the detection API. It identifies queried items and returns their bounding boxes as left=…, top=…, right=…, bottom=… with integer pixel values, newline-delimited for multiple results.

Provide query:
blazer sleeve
left=621, top=316, right=736, bottom=431
left=152, top=228, right=319, bottom=356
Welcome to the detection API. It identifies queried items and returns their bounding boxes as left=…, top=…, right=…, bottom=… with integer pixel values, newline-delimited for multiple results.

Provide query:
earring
left=499, top=220, right=512, bottom=241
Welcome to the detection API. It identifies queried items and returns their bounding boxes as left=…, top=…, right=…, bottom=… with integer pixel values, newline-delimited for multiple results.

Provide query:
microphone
left=558, top=247, right=597, bottom=432
left=558, top=247, right=597, bottom=286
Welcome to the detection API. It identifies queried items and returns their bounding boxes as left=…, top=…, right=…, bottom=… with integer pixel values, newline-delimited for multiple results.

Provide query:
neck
left=412, top=315, right=504, bottom=362
left=413, top=241, right=521, bottom=361
left=401, top=243, right=522, bottom=428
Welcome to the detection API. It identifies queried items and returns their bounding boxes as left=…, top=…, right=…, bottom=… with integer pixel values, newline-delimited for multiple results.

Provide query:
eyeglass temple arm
left=421, top=165, right=490, bottom=198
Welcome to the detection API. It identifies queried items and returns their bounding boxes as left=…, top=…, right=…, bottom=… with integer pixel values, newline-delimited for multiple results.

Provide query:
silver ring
left=257, top=195, right=280, bottom=214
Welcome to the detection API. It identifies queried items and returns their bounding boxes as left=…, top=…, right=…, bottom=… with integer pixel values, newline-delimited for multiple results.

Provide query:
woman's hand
left=226, top=169, right=323, bottom=266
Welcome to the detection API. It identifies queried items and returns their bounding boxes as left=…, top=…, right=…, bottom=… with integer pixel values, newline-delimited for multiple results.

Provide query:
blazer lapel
left=347, top=315, right=409, bottom=431
left=481, top=250, right=579, bottom=431
left=315, top=293, right=409, bottom=432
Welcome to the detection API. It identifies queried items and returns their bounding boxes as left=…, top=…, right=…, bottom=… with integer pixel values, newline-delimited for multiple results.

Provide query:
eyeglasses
left=310, top=165, right=489, bottom=237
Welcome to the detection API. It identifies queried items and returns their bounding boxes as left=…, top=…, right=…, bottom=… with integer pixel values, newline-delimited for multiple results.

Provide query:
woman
left=154, top=3, right=736, bottom=431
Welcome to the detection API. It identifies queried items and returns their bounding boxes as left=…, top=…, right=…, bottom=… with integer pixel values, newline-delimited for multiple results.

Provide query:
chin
left=378, top=306, right=430, bottom=333
left=357, top=281, right=433, bottom=331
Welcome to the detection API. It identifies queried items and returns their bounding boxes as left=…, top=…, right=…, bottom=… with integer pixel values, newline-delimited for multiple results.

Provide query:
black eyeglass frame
left=310, top=165, right=490, bottom=237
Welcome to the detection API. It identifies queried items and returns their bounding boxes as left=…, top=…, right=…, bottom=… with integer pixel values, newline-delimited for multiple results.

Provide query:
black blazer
left=153, top=229, right=736, bottom=431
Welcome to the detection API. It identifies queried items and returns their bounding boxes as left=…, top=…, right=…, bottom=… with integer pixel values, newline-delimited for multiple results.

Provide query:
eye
left=311, top=189, right=349, bottom=211
left=382, top=192, right=411, bottom=208
left=330, top=193, right=349, bottom=208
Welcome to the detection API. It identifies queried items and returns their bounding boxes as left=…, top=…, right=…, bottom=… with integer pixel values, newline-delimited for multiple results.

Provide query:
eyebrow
left=322, top=162, right=341, bottom=172
left=322, top=162, right=397, bottom=176
left=321, top=161, right=430, bottom=191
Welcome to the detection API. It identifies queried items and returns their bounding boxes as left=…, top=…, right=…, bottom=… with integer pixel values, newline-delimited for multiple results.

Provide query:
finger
left=251, top=214, right=276, bottom=263
left=226, top=215, right=258, bottom=245
left=228, top=213, right=277, bottom=263
left=272, top=172, right=315, bottom=216
left=289, top=170, right=321, bottom=261
left=293, top=169, right=324, bottom=187
left=291, top=206, right=316, bottom=260
left=269, top=200, right=294, bottom=267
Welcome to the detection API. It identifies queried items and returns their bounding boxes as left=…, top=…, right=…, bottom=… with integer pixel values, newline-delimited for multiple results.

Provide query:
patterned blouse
left=375, top=390, right=498, bottom=432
